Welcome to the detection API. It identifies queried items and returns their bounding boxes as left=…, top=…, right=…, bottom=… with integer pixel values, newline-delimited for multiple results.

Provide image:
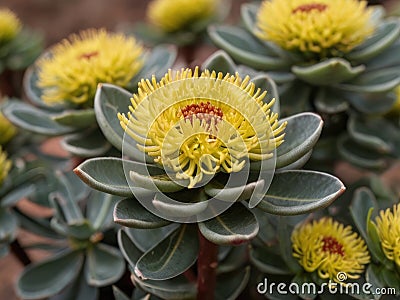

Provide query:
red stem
left=197, top=228, right=218, bottom=300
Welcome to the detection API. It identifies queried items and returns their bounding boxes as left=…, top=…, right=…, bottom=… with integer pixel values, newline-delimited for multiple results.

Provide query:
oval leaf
left=198, top=203, right=259, bottom=245
left=114, top=198, right=170, bottom=229
left=17, top=250, right=83, bottom=299
left=117, top=229, right=143, bottom=268
left=257, top=170, right=345, bottom=215
left=201, top=50, right=236, bottom=74
left=52, top=109, right=96, bottom=128
left=250, top=247, right=292, bottom=275
left=0, top=208, right=18, bottom=243
left=215, top=267, right=250, bottom=300
left=135, top=225, right=199, bottom=280
left=127, top=225, right=179, bottom=253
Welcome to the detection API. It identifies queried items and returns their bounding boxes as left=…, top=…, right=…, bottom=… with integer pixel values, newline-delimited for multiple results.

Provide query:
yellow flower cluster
left=0, top=112, right=16, bottom=145
left=0, top=8, right=21, bottom=45
left=375, top=204, right=400, bottom=267
left=37, top=29, right=143, bottom=107
left=0, top=147, right=11, bottom=186
left=147, top=0, right=219, bottom=32
left=118, top=67, right=286, bottom=188
left=292, top=218, right=370, bottom=282
left=256, top=0, right=374, bottom=58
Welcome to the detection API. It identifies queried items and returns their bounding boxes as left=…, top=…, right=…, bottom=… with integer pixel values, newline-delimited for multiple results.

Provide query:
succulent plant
left=15, top=171, right=124, bottom=300
left=73, top=51, right=346, bottom=298
left=208, top=0, right=400, bottom=169
left=2, top=29, right=176, bottom=158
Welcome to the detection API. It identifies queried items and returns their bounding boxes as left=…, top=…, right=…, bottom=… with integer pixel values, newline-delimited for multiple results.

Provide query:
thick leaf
left=276, top=150, right=312, bottom=171
left=337, top=135, right=387, bottom=169
left=291, top=273, right=317, bottom=300
left=292, top=58, right=365, bottom=85
left=217, top=245, right=248, bottom=274
left=241, top=3, right=259, bottom=32
left=347, top=20, right=400, bottom=62
left=112, top=286, right=131, bottom=300
left=61, top=128, right=111, bottom=157
left=257, top=170, right=345, bottom=215
left=276, top=113, right=323, bottom=169
left=208, top=26, right=290, bottom=70
left=201, top=50, right=236, bottom=74
left=132, top=274, right=197, bottom=300
left=366, top=41, right=400, bottom=71
left=74, top=157, right=132, bottom=197
left=50, top=271, right=98, bottom=300
left=114, top=198, right=170, bottom=229
left=279, top=80, right=312, bottom=116
left=0, top=208, right=18, bottom=243
left=86, top=192, right=119, bottom=230
left=250, top=247, right=292, bottom=275
left=205, top=179, right=266, bottom=203
left=345, top=91, right=397, bottom=114
left=17, top=250, right=83, bottom=299
left=130, top=168, right=187, bottom=193
left=1, top=184, right=35, bottom=208
left=278, top=217, right=302, bottom=273
left=117, top=229, right=143, bottom=268
left=85, top=243, right=125, bottom=286
left=2, top=100, right=76, bottom=136
left=215, top=267, right=250, bottom=300
left=198, top=203, right=259, bottom=245
left=135, top=225, right=198, bottom=280
left=314, top=88, right=349, bottom=114
left=252, top=74, right=280, bottom=113
left=52, top=109, right=96, bottom=128
left=126, top=225, right=179, bottom=252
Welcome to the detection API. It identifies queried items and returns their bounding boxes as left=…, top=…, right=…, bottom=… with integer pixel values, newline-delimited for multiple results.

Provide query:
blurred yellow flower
left=292, top=218, right=370, bottom=282
left=147, top=0, right=219, bottom=32
left=0, top=112, right=16, bottom=145
left=37, top=29, right=143, bottom=107
left=118, top=67, right=286, bottom=188
left=0, top=8, right=21, bottom=45
left=375, top=204, right=400, bottom=267
left=256, top=0, right=374, bottom=58
left=0, top=147, right=11, bottom=186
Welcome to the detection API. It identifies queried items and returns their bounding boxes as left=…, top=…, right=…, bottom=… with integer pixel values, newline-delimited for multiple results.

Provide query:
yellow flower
left=292, top=218, right=370, bottom=282
left=375, top=204, right=400, bottom=267
left=0, top=8, right=21, bottom=45
left=147, top=0, right=219, bottom=32
left=37, top=29, right=143, bottom=107
left=0, top=112, right=16, bottom=145
left=0, top=147, right=11, bottom=186
left=118, top=67, right=286, bottom=188
left=256, top=0, right=374, bottom=58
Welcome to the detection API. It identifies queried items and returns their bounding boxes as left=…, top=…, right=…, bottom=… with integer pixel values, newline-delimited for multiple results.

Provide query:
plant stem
left=0, top=69, right=15, bottom=97
left=10, top=239, right=31, bottom=266
left=197, top=228, right=218, bottom=300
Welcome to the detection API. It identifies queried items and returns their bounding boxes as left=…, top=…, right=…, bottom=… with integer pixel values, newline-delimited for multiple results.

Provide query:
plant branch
left=10, top=239, right=31, bottom=266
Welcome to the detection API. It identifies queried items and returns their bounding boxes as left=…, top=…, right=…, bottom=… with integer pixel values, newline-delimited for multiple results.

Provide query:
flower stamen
left=181, top=101, right=223, bottom=126
left=79, top=51, right=99, bottom=60
left=292, top=3, right=328, bottom=14
left=322, top=236, right=345, bottom=256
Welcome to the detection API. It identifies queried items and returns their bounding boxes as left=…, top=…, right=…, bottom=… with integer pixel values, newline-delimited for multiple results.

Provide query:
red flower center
left=181, top=102, right=223, bottom=124
left=79, top=51, right=99, bottom=60
left=322, top=236, right=345, bottom=256
left=292, top=3, right=328, bottom=14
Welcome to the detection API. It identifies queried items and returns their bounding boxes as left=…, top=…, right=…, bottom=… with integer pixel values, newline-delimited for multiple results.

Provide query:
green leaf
left=74, top=157, right=133, bottom=197
left=292, top=58, right=365, bottom=85
left=17, top=250, right=83, bottom=299
left=0, top=208, right=18, bottom=243
left=250, top=247, right=292, bottom=275
left=117, top=229, right=143, bottom=268
left=130, top=168, right=187, bottom=193
left=126, top=225, right=179, bottom=252
left=85, top=243, right=125, bottom=286
left=1, top=184, right=35, bottom=208
left=257, top=170, right=345, bottom=215
left=198, top=203, right=259, bottom=245
left=112, top=286, right=131, bottom=300
left=2, top=100, right=76, bottom=136
left=114, top=198, right=170, bottom=228
left=208, top=26, right=290, bottom=70
left=366, top=265, right=385, bottom=300
left=61, top=128, right=111, bottom=157
left=337, top=135, right=387, bottom=169
left=241, top=3, right=259, bottom=32
left=278, top=217, right=302, bottom=273
left=201, top=50, right=236, bottom=74
left=52, top=271, right=98, bottom=300
left=366, top=208, right=388, bottom=265
left=347, top=20, right=400, bottom=62
left=276, top=113, right=323, bottom=169
left=366, top=42, right=400, bottom=71
left=252, top=73, right=280, bottom=113
left=135, top=225, right=199, bottom=280
left=215, top=267, right=251, bottom=300
left=132, top=274, right=196, bottom=300
left=205, top=179, right=266, bottom=203
left=279, top=80, right=312, bottom=116
left=217, top=245, right=248, bottom=274
left=314, top=88, right=349, bottom=114
left=345, top=91, right=397, bottom=114
left=87, top=192, right=118, bottom=230
left=52, top=109, right=96, bottom=128
left=291, top=273, right=317, bottom=300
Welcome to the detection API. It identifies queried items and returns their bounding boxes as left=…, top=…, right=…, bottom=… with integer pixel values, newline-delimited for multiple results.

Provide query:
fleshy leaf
left=130, top=168, right=187, bottom=193
left=345, top=91, right=397, bottom=114
left=61, top=128, right=111, bottom=158
left=279, top=81, right=313, bottom=116
left=314, top=88, right=349, bottom=114
left=276, top=113, right=323, bottom=168
left=1, top=184, right=35, bottom=208
left=249, top=247, right=292, bottom=275
left=134, top=225, right=198, bottom=280
left=252, top=74, right=280, bottom=114
left=2, top=100, right=76, bottom=136
left=52, top=109, right=96, bottom=128
left=85, top=243, right=125, bottom=287
left=204, top=179, right=265, bottom=203
left=201, top=50, right=236, bottom=74
left=0, top=208, right=18, bottom=243
left=198, top=203, right=259, bottom=245
left=217, top=245, right=247, bottom=274
left=114, top=198, right=170, bottom=229
left=208, top=26, right=290, bottom=70
left=117, top=229, right=143, bottom=268
left=17, top=250, right=83, bottom=299
left=241, top=3, right=259, bottom=32
left=257, top=170, right=345, bottom=215
left=215, top=267, right=250, bottom=300
left=292, top=58, right=365, bottom=85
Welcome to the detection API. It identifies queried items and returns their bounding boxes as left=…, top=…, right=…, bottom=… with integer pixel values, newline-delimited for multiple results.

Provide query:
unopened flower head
left=37, top=29, right=143, bottom=107
left=147, top=0, right=219, bottom=32
left=0, top=112, right=16, bottom=145
left=292, top=217, right=370, bottom=282
left=118, top=67, right=286, bottom=188
left=375, top=204, right=400, bottom=267
left=256, top=0, right=374, bottom=58
left=0, top=8, right=21, bottom=45
left=0, top=147, right=11, bottom=186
